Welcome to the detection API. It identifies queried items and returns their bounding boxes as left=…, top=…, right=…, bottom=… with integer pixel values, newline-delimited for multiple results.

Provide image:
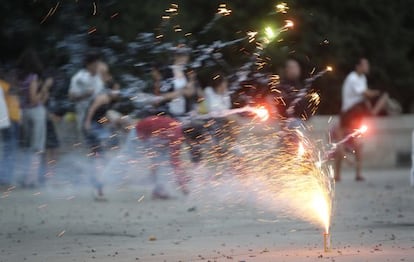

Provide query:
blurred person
left=38, top=68, right=62, bottom=185
left=83, top=84, right=128, bottom=200
left=97, top=61, right=120, bottom=91
left=135, top=116, right=188, bottom=199
left=153, top=46, right=197, bottom=116
left=274, top=58, right=314, bottom=157
left=411, top=130, right=414, bottom=187
left=203, top=73, right=242, bottom=157
left=69, top=52, right=104, bottom=136
left=17, top=49, right=53, bottom=187
left=276, top=58, right=314, bottom=122
left=151, top=48, right=204, bottom=164
left=132, top=49, right=198, bottom=199
left=0, top=70, right=20, bottom=187
left=0, top=80, right=10, bottom=186
left=334, top=57, right=389, bottom=182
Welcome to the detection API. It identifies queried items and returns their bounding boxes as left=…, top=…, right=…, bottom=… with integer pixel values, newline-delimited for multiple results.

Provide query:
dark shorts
left=46, top=118, right=60, bottom=149
left=340, top=102, right=369, bottom=131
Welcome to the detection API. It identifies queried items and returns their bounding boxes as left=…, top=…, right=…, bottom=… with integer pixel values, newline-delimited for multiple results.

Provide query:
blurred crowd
left=0, top=47, right=402, bottom=200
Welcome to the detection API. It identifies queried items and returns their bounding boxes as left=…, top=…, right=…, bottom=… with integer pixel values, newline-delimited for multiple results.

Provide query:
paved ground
left=0, top=168, right=413, bottom=262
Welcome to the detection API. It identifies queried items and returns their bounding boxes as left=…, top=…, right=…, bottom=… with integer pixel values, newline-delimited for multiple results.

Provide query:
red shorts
left=136, top=116, right=183, bottom=167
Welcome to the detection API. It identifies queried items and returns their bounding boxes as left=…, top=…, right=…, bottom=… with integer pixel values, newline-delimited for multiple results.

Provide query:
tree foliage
left=1, top=0, right=414, bottom=113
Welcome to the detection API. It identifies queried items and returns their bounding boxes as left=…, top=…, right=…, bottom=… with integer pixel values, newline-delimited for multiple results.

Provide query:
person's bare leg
left=334, top=149, right=343, bottom=182
left=333, top=125, right=344, bottom=182
left=354, top=142, right=365, bottom=181
left=371, top=93, right=389, bottom=115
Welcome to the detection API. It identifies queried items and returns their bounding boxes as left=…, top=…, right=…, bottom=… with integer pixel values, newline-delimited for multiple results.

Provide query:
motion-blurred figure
left=134, top=46, right=197, bottom=198
left=69, top=52, right=104, bottom=137
left=83, top=82, right=126, bottom=200
left=334, top=57, right=389, bottom=182
left=204, top=73, right=241, bottom=157
left=411, top=130, right=414, bottom=187
left=136, top=116, right=188, bottom=199
left=17, top=49, right=53, bottom=187
left=0, top=69, right=20, bottom=187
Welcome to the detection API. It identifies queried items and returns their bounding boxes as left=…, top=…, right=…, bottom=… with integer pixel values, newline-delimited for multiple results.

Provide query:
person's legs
left=332, top=125, right=344, bottom=182
left=85, top=123, right=106, bottom=198
left=75, top=103, right=88, bottom=141
left=371, top=93, right=389, bottom=115
left=354, top=140, right=364, bottom=181
left=137, top=116, right=188, bottom=196
left=411, top=130, right=414, bottom=187
left=183, top=121, right=204, bottom=164
left=0, top=122, right=19, bottom=185
left=24, top=106, right=47, bottom=186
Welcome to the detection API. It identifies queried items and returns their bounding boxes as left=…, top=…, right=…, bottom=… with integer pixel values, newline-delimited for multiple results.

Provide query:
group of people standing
left=0, top=46, right=398, bottom=198
left=0, top=50, right=121, bottom=191
left=0, top=49, right=58, bottom=188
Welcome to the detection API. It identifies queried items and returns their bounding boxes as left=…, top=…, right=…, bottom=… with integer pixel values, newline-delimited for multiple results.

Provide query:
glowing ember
left=284, top=19, right=294, bottom=28
left=276, top=2, right=289, bottom=13
left=217, top=3, right=232, bottom=16
left=253, top=106, right=269, bottom=121
left=264, top=26, right=276, bottom=40
left=297, top=142, right=305, bottom=157
left=326, top=65, right=333, bottom=72
left=359, top=124, right=368, bottom=134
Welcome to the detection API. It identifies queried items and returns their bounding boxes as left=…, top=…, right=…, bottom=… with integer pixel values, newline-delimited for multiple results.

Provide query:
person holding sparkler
left=334, top=57, right=390, bottom=182
left=276, top=57, right=314, bottom=122
left=134, top=46, right=198, bottom=199
left=203, top=73, right=243, bottom=158
left=274, top=57, right=315, bottom=155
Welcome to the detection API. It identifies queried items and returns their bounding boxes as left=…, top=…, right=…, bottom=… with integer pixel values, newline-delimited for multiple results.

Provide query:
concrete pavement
left=0, top=168, right=413, bottom=262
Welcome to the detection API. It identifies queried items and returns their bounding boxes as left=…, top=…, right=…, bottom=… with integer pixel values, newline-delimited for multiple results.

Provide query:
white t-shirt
left=69, top=69, right=104, bottom=103
left=168, top=69, right=187, bottom=116
left=0, top=87, right=10, bottom=129
left=341, top=71, right=367, bottom=112
left=69, top=69, right=105, bottom=129
left=204, top=86, right=231, bottom=113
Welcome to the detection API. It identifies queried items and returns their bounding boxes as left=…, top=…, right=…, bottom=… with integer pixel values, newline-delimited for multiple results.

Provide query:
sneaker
left=152, top=191, right=172, bottom=200
left=355, top=176, right=365, bottom=182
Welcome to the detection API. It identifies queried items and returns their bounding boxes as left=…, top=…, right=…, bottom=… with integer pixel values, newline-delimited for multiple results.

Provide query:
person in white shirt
left=334, top=57, right=389, bottom=182
left=68, top=53, right=104, bottom=135
left=203, top=73, right=242, bottom=158
left=204, top=79, right=232, bottom=114
left=0, top=87, right=10, bottom=130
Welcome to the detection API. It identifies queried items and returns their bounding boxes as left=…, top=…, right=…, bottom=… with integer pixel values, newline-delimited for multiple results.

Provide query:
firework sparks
left=253, top=106, right=270, bottom=121
left=217, top=3, right=232, bottom=16
left=284, top=19, right=294, bottom=29
left=276, top=2, right=289, bottom=13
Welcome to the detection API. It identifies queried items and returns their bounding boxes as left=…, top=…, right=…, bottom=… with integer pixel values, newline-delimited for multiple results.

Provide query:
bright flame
left=326, top=66, right=333, bottom=72
left=298, top=142, right=305, bottom=157
left=284, top=20, right=294, bottom=28
left=312, top=191, right=331, bottom=233
left=254, top=106, right=269, bottom=121
left=264, top=26, right=276, bottom=40
left=359, top=124, right=368, bottom=134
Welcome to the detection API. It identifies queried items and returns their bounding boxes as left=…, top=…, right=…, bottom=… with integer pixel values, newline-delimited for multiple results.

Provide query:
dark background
left=1, top=0, right=414, bottom=114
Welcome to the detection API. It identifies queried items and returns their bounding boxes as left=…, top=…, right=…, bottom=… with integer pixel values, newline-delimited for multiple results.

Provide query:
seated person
left=334, top=57, right=390, bottom=182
